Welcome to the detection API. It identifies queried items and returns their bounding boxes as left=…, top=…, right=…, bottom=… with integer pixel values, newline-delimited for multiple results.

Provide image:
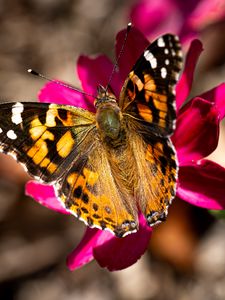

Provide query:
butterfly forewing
left=120, top=34, right=182, bottom=136
left=0, top=102, right=95, bottom=182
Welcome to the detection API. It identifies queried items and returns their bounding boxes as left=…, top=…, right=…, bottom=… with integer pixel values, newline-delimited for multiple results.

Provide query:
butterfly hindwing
left=120, top=34, right=182, bottom=136
left=124, top=124, right=178, bottom=227
left=56, top=144, right=138, bottom=237
left=142, top=136, right=177, bottom=225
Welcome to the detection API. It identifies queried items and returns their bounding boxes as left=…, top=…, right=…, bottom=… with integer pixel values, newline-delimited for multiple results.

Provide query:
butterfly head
left=94, top=85, right=117, bottom=108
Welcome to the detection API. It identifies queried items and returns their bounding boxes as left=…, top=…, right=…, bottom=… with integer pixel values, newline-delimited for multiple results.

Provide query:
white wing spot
left=171, top=49, right=176, bottom=57
left=144, top=50, right=157, bottom=69
left=164, top=48, right=169, bottom=55
left=12, top=102, right=24, bottom=125
left=8, top=151, right=17, bottom=160
left=0, top=128, right=2, bottom=134
left=157, top=37, right=165, bottom=47
left=7, top=130, right=17, bottom=140
left=177, top=50, right=182, bottom=58
left=175, top=72, right=179, bottom=81
left=165, top=59, right=170, bottom=65
left=161, top=67, right=167, bottom=78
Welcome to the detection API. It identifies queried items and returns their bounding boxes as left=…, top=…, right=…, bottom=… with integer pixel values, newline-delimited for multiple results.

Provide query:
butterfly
left=0, top=33, right=182, bottom=237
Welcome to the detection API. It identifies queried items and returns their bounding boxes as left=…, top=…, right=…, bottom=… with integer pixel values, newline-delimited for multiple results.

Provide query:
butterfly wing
left=142, top=137, right=177, bottom=225
left=0, top=101, right=138, bottom=237
left=120, top=34, right=182, bottom=226
left=0, top=102, right=96, bottom=182
left=133, top=132, right=177, bottom=225
left=119, top=34, right=182, bottom=136
left=56, top=144, right=138, bottom=237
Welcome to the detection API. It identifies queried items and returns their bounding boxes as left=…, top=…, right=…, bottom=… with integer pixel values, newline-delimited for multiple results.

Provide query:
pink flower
left=129, top=0, right=225, bottom=44
left=26, top=27, right=225, bottom=271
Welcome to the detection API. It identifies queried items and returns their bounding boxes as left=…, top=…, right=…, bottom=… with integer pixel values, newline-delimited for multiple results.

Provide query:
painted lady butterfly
left=0, top=33, right=182, bottom=237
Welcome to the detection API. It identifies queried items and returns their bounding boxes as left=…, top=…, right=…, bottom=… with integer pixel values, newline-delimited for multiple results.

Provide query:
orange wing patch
left=45, top=104, right=76, bottom=127
left=27, top=116, right=56, bottom=173
left=56, top=131, right=75, bottom=158
left=129, top=71, right=144, bottom=92
left=137, top=103, right=153, bottom=123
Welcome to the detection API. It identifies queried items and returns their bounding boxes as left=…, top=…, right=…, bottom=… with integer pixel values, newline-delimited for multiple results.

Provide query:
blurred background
left=0, top=0, right=225, bottom=299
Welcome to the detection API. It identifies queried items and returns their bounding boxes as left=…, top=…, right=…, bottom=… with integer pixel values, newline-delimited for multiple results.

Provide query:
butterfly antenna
left=27, top=69, right=97, bottom=99
left=105, top=22, right=132, bottom=93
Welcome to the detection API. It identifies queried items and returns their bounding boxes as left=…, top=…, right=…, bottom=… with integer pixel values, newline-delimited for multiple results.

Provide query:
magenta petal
left=38, top=81, right=94, bottom=111
left=67, top=228, right=102, bottom=270
left=176, top=39, right=203, bottom=111
left=177, top=160, right=225, bottom=209
left=188, top=0, right=225, bottom=30
left=115, top=26, right=149, bottom=81
left=129, top=0, right=182, bottom=41
left=199, top=83, right=225, bottom=120
left=93, top=214, right=152, bottom=271
left=77, top=55, right=121, bottom=98
left=130, top=0, right=172, bottom=36
left=173, top=97, right=219, bottom=165
left=25, top=181, right=69, bottom=214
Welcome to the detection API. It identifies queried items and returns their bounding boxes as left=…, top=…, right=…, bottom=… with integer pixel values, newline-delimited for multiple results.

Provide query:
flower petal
left=188, top=0, right=225, bottom=30
left=173, top=97, right=219, bottom=165
left=115, top=26, right=149, bottom=81
left=129, top=0, right=200, bottom=45
left=67, top=228, right=101, bottom=270
left=129, top=0, right=182, bottom=41
left=199, top=83, right=225, bottom=120
left=176, top=39, right=203, bottom=111
left=77, top=55, right=121, bottom=98
left=93, top=214, right=152, bottom=271
left=25, top=181, right=69, bottom=214
left=39, top=81, right=94, bottom=111
left=177, top=160, right=225, bottom=209
left=179, top=25, right=198, bottom=46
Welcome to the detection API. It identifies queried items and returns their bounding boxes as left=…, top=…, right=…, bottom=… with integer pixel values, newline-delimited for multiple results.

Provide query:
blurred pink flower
left=129, top=0, right=225, bottom=44
left=26, top=27, right=225, bottom=271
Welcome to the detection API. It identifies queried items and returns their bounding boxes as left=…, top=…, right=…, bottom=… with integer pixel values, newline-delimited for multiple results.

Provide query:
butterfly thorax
left=95, top=87, right=125, bottom=144
left=96, top=101, right=125, bottom=142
